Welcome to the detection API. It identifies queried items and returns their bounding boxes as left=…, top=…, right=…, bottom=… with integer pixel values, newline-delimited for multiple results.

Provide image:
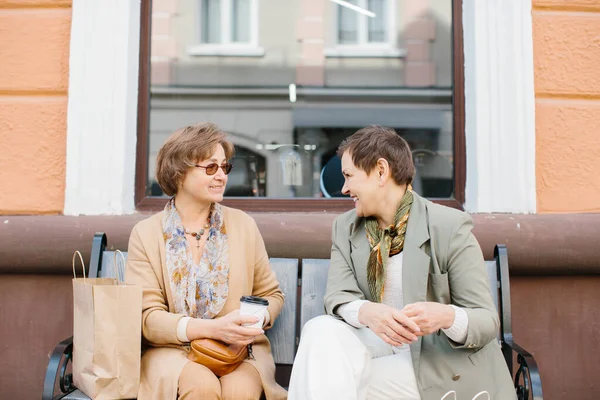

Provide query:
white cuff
left=177, top=317, right=192, bottom=343
left=337, top=300, right=369, bottom=328
left=263, top=310, right=271, bottom=327
left=442, top=305, right=469, bottom=344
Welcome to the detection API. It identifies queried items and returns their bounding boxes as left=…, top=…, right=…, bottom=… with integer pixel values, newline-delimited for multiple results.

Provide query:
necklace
left=183, top=204, right=213, bottom=250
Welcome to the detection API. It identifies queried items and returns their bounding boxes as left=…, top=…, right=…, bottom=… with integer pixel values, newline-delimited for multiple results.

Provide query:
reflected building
left=149, top=0, right=454, bottom=198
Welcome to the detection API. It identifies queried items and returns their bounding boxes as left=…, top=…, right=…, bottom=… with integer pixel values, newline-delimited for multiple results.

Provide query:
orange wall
left=0, top=0, right=71, bottom=214
left=533, top=0, right=600, bottom=213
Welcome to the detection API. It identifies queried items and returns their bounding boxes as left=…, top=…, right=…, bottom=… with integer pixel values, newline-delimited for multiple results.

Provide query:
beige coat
left=126, top=206, right=287, bottom=400
left=324, top=192, right=516, bottom=400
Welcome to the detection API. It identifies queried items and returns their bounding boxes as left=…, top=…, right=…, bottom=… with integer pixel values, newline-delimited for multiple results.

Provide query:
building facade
left=1, top=0, right=599, bottom=399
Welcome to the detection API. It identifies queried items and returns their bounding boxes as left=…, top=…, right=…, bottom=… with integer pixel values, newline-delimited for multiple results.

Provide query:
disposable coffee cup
left=240, top=296, right=269, bottom=328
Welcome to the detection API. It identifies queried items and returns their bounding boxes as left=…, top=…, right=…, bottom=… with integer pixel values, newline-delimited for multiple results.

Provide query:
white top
left=338, top=252, right=469, bottom=345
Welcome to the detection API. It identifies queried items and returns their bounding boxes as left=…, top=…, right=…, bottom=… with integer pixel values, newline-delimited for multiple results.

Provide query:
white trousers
left=288, top=315, right=421, bottom=400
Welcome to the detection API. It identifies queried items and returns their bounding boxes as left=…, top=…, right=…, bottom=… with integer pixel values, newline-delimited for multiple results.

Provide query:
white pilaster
left=463, top=0, right=536, bottom=213
left=64, top=0, right=141, bottom=215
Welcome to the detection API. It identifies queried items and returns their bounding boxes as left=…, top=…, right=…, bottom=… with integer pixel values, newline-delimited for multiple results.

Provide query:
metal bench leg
left=42, top=336, right=75, bottom=400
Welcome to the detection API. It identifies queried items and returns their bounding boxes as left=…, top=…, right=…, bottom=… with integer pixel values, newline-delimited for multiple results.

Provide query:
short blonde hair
left=156, top=122, right=234, bottom=196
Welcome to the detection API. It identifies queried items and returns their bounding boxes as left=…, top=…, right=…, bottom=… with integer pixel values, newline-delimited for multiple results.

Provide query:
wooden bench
left=44, top=233, right=543, bottom=400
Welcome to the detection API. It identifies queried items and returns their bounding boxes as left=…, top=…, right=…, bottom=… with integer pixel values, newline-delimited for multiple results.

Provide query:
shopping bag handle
left=72, top=251, right=86, bottom=280
left=441, top=391, right=456, bottom=400
left=114, top=249, right=126, bottom=284
left=440, top=390, right=490, bottom=400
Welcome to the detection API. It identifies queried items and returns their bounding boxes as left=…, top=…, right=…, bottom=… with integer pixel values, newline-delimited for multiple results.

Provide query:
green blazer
left=324, top=192, right=516, bottom=400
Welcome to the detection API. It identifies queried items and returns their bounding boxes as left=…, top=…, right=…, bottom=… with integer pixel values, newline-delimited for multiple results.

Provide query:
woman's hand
left=358, top=302, right=421, bottom=346
left=402, top=302, right=455, bottom=336
left=210, top=310, right=264, bottom=345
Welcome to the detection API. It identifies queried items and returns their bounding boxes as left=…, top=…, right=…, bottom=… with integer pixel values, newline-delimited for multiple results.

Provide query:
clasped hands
left=357, top=301, right=455, bottom=347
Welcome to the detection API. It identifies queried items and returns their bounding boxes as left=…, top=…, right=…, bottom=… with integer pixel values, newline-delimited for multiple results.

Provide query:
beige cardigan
left=126, top=206, right=287, bottom=400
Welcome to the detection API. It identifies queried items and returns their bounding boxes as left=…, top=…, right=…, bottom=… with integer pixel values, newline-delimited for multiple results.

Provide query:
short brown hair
left=156, top=122, right=234, bottom=196
left=337, top=125, right=414, bottom=186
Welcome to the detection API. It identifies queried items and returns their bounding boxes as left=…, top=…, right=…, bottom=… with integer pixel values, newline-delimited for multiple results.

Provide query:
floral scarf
left=365, top=189, right=414, bottom=302
left=162, top=198, right=230, bottom=319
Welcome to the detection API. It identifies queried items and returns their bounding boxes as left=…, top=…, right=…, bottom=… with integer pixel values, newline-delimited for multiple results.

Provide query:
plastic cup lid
left=240, top=295, right=269, bottom=306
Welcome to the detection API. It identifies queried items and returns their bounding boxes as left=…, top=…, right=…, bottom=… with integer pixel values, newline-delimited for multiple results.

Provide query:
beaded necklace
left=183, top=203, right=213, bottom=249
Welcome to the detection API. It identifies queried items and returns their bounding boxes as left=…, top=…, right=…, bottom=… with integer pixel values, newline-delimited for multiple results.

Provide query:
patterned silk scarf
left=365, top=189, right=414, bottom=302
left=162, top=198, right=230, bottom=319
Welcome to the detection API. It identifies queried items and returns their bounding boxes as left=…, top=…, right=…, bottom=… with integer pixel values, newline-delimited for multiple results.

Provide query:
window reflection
left=338, top=1, right=359, bottom=44
left=231, top=0, right=250, bottom=42
left=368, top=0, right=387, bottom=43
left=224, top=147, right=266, bottom=197
left=201, top=0, right=220, bottom=44
left=148, top=0, right=455, bottom=199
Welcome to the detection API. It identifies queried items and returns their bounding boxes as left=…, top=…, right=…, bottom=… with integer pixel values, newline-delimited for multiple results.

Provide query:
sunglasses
left=194, top=162, right=233, bottom=175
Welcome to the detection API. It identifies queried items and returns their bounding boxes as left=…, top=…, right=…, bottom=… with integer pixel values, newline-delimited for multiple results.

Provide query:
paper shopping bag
left=72, top=250, right=143, bottom=399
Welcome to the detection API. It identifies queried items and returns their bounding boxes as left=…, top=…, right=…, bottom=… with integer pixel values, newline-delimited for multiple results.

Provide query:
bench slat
left=485, top=260, right=499, bottom=313
left=100, top=251, right=128, bottom=279
left=265, top=258, right=298, bottom=365
left=299, top=259, right=330, bottom=331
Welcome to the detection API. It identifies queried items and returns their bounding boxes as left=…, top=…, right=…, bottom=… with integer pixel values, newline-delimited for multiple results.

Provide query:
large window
left=136, top=0, right=464, bottom=211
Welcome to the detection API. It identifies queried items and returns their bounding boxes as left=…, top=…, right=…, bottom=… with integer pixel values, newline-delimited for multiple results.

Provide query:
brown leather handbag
left=187, top=339, right=248, bottom=377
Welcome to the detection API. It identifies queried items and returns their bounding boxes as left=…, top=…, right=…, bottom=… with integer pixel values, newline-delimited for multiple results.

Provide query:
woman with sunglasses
left=126, top=123, right=287, bottom=400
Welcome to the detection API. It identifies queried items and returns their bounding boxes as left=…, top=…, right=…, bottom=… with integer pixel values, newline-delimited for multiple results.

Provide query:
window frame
left=135, top=0, right=465, bottom=212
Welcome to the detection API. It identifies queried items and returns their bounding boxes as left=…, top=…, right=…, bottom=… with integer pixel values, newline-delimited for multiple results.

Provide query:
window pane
left=147, top=0, right=457, bottom=201
left=202, top=0, right=221, bottom=43
left=337, top=1, right=358, bottom=44
left=232, top=0, right=251, bottom=43
left=368, top=0, right=386, bottom=43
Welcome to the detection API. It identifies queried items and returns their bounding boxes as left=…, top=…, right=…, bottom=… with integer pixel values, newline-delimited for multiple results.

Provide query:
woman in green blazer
left=288, top=126, right=516, bottom=400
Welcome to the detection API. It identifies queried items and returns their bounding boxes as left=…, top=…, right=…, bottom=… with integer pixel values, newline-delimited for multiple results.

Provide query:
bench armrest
left=504, top=338, right=544, bottom=400
left=42, top=336, right=75, bottom=400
